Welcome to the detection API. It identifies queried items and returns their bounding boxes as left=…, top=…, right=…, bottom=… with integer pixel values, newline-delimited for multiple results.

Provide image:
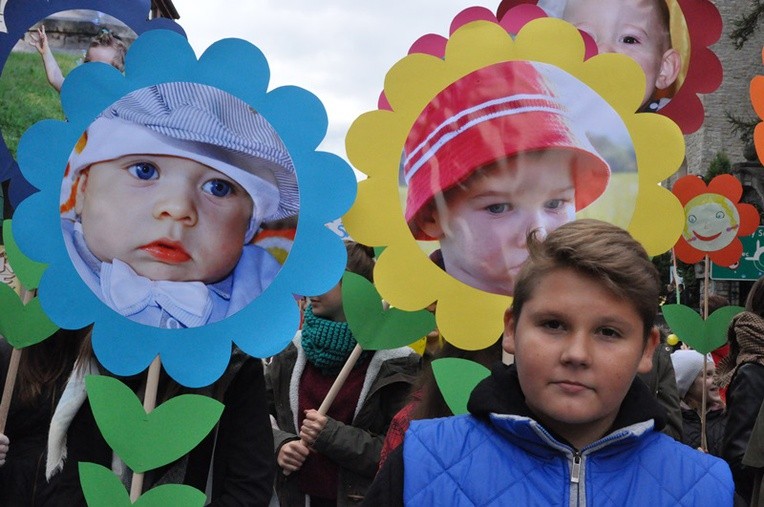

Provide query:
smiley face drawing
left=682, top=194, right=740, bottom=252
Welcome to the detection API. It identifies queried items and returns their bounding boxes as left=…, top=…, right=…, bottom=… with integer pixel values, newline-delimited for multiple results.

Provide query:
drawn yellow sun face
left=683, top=195, right=739, bottom=252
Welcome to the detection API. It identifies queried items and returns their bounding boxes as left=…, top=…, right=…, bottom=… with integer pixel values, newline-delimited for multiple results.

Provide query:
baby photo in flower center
left=60, top=82, right=299, bottom=329
left=402, top=60, right=637, bottom=297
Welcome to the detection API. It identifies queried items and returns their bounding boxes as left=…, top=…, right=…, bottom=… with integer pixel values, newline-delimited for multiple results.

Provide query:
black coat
left=722, top=362, right=764, bottom=505
left=35, top=355, right=275, bottom=507
left=682, top=407, right=727, bottom=457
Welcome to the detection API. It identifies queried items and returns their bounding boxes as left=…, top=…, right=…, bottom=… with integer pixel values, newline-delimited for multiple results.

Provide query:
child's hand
left=26, top=26, right=49, bottom=54
left=277, top=440, right=309, bottom=473
left=0, top=433, right=9, bottom=466
left=299, top=409, right=328, bottom=446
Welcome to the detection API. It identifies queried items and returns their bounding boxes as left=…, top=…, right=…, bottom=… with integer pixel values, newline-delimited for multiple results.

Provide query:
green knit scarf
left=301, top=305, right=357, bottom=374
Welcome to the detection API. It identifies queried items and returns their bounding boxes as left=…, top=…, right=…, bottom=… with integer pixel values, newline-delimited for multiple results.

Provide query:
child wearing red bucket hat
left=404, top=60, right=610, bottom=296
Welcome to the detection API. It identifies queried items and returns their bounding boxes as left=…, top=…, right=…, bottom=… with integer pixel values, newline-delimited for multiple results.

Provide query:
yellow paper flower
left=343, top=18, right=685, bottom=350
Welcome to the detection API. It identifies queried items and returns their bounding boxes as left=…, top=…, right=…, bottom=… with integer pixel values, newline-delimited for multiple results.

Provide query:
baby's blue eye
left=545, top=199, right=564, bottom=210
left=486, top=203, right=510, bottom=214
left=203, top=179, right=234, bottom=197
left=621, top=35, right=640, bottom=44
left=128, top=162, right=158, bottom=180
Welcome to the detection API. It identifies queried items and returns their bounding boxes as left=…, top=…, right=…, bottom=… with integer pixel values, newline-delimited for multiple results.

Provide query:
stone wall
left=684, top=0, right=764, bottom=175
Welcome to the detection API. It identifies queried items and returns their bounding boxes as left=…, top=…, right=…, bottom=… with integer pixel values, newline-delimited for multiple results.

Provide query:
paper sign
left=673, top=175, right=760, bottom=267
left=495, top=0, right=723, bottom=134
left=343, top=18, right=685, bottom=351
left=12, top=30, right=357, bottom=387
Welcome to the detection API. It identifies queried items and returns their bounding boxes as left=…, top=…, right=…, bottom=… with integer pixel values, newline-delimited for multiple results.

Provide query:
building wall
left=684, top=0, right=764, bottom=175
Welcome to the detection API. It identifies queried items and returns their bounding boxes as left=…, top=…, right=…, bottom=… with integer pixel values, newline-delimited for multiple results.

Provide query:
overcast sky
left=170, top=0, right=495, bottom=161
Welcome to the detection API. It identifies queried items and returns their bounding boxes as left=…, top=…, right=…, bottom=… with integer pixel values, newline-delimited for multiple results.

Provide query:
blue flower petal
left=14, top=30, right=356, bottom=387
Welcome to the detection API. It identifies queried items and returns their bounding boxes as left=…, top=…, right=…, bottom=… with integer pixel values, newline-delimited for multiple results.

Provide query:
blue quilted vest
left=403, top=413, right=733, bottom=506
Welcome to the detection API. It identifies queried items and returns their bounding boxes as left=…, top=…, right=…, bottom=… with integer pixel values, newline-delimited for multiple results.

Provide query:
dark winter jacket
left=34, top=352, right=274, bottom=506
left=722, top=362, right=764, bottom=504
left=682, top=407, right=727, bottom=457
left=266, top=334, right=418, bottom=506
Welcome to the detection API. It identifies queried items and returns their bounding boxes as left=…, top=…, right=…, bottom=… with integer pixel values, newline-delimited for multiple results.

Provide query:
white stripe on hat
left=404, top=93, right=565, bottom=184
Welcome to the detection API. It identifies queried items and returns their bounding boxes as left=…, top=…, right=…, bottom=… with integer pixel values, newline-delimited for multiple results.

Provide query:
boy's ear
left=73, top=170, right=90, bottom=215
left=414, top=204, right=445, bottom=240
left=502, top=308, right=517, bottom=355
left=637, top=326, right=661, bottom=374
left=655, top=48, right=681, bottom=91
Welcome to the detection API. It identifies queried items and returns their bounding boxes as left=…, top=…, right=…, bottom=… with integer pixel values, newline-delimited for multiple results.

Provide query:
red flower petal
left=737, top=203, right=761, bottom=237
left=674, top=237, right=706, bottom=265
left=672, top=175, right=707, bottom=206
left=708, top=174, right=742, bottom=202
left=710, top=240, right=744, bottom=268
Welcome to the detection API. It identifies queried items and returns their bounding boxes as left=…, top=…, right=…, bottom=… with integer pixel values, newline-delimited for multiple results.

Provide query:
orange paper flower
left=672, top=175, right=759, bottom=266
left=752, top=48, right=764, bottom=165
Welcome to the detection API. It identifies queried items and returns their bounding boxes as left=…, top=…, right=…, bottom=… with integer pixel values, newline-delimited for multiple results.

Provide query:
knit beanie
left=670, top=349, right=712, bottom=398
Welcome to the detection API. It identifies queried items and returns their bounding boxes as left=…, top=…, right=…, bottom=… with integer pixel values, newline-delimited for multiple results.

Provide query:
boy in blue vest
left=365, top=219, right=733, bottom=506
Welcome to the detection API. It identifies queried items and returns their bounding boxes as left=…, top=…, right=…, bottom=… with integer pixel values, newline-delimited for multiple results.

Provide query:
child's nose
left=560, top=332, right=592, bottom=367
left=153, top=188, right=198, bottom=225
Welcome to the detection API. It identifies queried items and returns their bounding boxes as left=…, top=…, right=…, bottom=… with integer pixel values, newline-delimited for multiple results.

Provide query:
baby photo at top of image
left=559, top=0, right=682, bottom=110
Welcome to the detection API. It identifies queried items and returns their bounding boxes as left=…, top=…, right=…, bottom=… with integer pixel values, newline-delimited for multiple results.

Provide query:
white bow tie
left=99, top=259, right=213, bottom=328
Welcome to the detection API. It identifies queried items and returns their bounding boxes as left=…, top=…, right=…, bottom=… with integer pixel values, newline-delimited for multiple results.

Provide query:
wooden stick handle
left=283, top=344, right=364, bottom=477
left=0, top=347, right=22, bottom=433
left=700, top=354, right=708, bottom=452
left=129, top=355, right=162, bottom=501
left=318, top=344, right=363, bottom=415
left=0, top=289, right=35, bottom=433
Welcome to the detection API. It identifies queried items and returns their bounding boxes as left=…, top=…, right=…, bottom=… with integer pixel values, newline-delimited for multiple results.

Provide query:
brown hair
left=16, top=327, right=88, bottom=405
left=746, top=277, right=764, bottom=318
left=86, top=28, right=127, bottom=71
left=345, top=241, right=375, bottom=282
left=511, top=219, right=660, bottom=339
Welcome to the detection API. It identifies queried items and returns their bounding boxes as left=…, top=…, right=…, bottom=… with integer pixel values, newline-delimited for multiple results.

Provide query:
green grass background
left=0, top=51, right=79, bottom=158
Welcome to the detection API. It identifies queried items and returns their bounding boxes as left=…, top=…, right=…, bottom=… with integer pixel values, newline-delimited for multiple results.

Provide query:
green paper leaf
left=79, top=462, right=206, bottom=507
left=133, top=484, right=206, bottom=507
left=0, top=282, right=58, bottom=348
left=705, top=306, right=745, bottom=351
left=432, top=358, right=491, bottom=415
left=662, top=304, right=744, bottom=354
left=79, top=462, right=131, bottom=507
left=86, top=375, right=224, bottom=473
left=2, top=219, right=46, bottom=289
left=372, top=246, right=385, bottom=259
left=342, top=271, right=435, bottom=350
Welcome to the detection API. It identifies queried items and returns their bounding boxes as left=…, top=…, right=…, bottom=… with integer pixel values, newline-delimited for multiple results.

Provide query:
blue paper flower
left=13, top=30, right=356, bottom=387
left=0, top=0, right=184, bottom=206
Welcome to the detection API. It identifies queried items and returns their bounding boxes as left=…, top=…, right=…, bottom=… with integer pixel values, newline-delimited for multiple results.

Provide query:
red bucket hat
left=403, top=60, right=611, bottom=240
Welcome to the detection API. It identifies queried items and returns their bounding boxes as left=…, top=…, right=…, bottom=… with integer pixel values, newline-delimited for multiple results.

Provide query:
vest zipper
left=570, top=452, right=582, bottom=484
